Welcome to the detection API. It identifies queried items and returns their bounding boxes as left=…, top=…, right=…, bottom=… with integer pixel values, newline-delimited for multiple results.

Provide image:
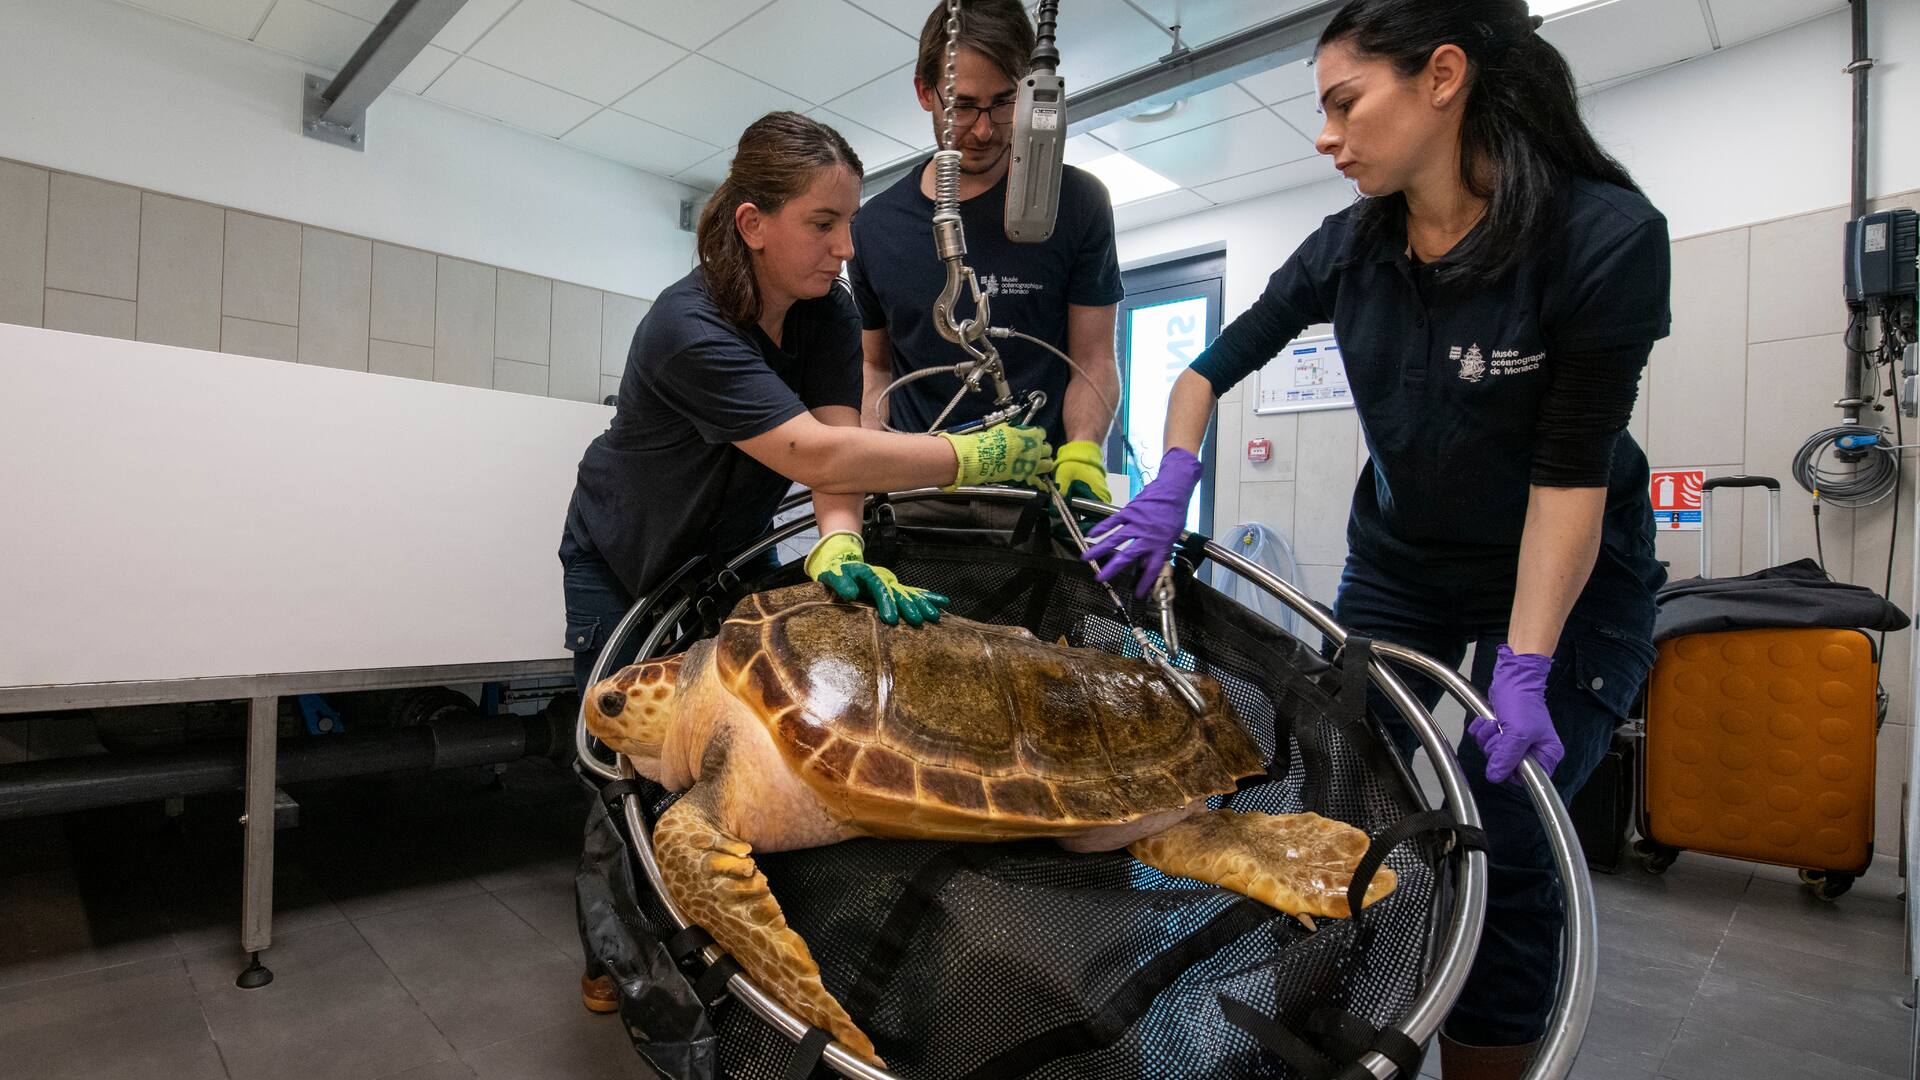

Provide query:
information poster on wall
left=1649, top=468, right=1706, bottom=530
left=1255, top=333, right=1351, bottom=415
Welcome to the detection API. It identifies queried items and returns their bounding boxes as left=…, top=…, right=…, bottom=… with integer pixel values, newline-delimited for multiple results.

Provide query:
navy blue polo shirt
left=1191, top=178, right=1671, bottom=583
left=848, top=161, right=1124, bottom=443
left=565, top=269, right=861, bottom=597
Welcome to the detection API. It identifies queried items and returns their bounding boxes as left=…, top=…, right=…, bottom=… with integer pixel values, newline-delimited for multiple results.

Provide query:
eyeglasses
left=944, top=97, right=1019, bottom=127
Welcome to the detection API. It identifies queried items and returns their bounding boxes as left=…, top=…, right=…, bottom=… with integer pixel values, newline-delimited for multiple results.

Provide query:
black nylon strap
left=843, top=845, right=985, bottom=1020
left=1336, top=635, right=1374, bottom=725
left=598, top=778, right=648, bottom=807
left=1218, top=995, right=1337, bottom=1080
left=1369, top=1027, right=1427, bottom=1080
left=957, top=898, right=1273, bottom=1080
left=782, top=1027, right=834, bottom=1080
left=1348, top=809, right=1489, bottom=928
left=665, top=925, right=712, bottom=965
left=693, top=954, right=741, bottom=1007
left=1226, top=998, right=1428, bottom=1080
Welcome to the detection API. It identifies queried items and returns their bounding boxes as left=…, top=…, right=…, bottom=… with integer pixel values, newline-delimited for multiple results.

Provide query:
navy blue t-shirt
left=848, top=161, right=1124, bottom=443
left=1191, top=178, right=1672, bottom=585
left=565, top=269, right=861, bottom=597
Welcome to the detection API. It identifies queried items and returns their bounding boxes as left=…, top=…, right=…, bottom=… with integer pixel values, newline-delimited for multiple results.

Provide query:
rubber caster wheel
left=1633, top=838, right=1679, bottom=874
left=1799, top=869, right=1854, bottom=902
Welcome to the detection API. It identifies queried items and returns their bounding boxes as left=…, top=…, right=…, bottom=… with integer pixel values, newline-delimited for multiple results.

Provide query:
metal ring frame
left=575, top=487, right=1594, bottom=1080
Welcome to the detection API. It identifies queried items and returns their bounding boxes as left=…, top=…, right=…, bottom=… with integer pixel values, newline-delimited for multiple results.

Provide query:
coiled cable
left=1791, top=425, right=1898, bottom=508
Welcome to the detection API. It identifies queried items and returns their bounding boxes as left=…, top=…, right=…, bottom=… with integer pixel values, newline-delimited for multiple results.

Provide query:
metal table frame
left=575, top=487, right=1597, bottom=1080
left=0, top=657, right=570, bottom=985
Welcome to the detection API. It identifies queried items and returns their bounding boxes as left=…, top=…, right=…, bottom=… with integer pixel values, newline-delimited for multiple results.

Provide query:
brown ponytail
left=695, top=111, right=863, bottom=328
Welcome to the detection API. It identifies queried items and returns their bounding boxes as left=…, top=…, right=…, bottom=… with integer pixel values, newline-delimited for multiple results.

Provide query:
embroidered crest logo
left=1456, top=343, right=1486, bottom=383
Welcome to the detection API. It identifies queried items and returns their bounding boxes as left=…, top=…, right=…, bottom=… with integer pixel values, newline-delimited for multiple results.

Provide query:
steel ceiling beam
left=303, top=0, right=470, bottom=151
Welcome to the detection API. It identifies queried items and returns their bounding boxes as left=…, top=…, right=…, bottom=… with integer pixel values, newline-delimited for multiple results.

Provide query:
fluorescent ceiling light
left=1529, top=0, right=1624, bottom=20
left=1078, top=152, right=1179, bottom=206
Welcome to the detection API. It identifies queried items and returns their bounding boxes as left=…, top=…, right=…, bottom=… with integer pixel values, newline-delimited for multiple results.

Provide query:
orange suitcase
left=1635, top=477, right=1880, bottom=896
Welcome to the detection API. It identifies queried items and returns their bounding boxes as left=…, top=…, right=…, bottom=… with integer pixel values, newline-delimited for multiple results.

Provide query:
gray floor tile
left=355, top=892, right=583, bottom=1052
left=0, top=958, right=226, bottom=1080
left=1577, top=991, right=1685, bottom=1078
left=1724, top=878, right=1905, bottom=971
left=494, top=881, right=583, bottom=961
left=0, top=953, right=186, bottom=1008
left=1706, top=934, right=1909, bottom=1009
left=185, top=921, right=455, bottom=1080
left=1658, top=1016, right=1904, bottom=1080
left=1595, top=937, right=1709, bottom=1015
left=1748, top=856, right=1907, bottom=903
left=1595, top=887, right=1733, bottom=970
left=382, top=1059, right=479, bottom=1080
left=454, top=805, right=580, bottom=895
left=0, top=865, right=179, bottom=990
left=1683, top=970, right=1909, bottom=1076
left=460, top=1011, right=651, bottom=1080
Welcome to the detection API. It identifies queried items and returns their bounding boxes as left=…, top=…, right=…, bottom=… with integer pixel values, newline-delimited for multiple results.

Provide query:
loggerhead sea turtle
left=585, top=583, right=1395, bottom=1064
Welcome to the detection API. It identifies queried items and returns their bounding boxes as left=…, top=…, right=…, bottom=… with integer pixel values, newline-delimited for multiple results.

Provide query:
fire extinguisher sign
left=1649, top=468, right=1706, bottom=531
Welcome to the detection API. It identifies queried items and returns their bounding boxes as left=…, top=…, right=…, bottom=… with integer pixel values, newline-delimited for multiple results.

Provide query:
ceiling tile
left=1193, top=154, right=1344, bottom=207
left=822, top=64, right=938, bottom=150
left=1087, top=82, right=1263, bottom=151
left=1064, top=133, right=1117, bottom=166
left=1540, top=0, right=1714, bottom=87
left=392, top=44, right=459, bottom=94
left=1126, top=0, right=1326, bottom=49
left=563, top=110, right=720, bottom=175
left=432, top=0, right=519, bottom=52
left=574, top=0, right=773, bottom=49
left=1237, top=58, right=1316, bottom=105
left=1270, top=92, right=1325, bottom=145
left=1054, top=0, right=1177, bottom=88
left=469, top=0, right=683, bottom=105
left=1706, top=0, right=1846, bottom=47
left=840, top=0, right=937, bottom=36
left=254, top=0, right=373, bottom=70
left=1125, top=109, right=1315, bottom=189
left=614, top=56, right=808, bottom=144
left=120, top=0, right=276, bottom=37
left=1112, top=188, right=1213, bottom=232
left=676, top=149, right=734, bottom=190
left=703, top=0, right=915, bottom=104
left=808, top=109, right=917, bottom=174
left=313, top=0, right=395, bottom=22
left=425, top=57, right=600, bottom=136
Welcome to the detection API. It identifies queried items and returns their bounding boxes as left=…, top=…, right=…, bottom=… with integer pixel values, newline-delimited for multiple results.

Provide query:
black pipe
left=0, top=709, right=574, bottom=822
left=1841, top=0, right=1874, bottom=424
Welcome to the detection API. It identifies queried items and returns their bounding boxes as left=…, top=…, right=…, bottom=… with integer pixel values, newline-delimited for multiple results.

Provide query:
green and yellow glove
left=805, top=531, right=950, bottom=627
left=938, top=424, right=1054, bottom=491
left=1052, top=440, right=1112, bottom=504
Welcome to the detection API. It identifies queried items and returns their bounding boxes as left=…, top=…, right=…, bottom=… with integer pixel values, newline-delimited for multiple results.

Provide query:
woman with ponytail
left=1086, top=3, right=1668, bottom=1073
left=561, top=111, right=1052, bottom=706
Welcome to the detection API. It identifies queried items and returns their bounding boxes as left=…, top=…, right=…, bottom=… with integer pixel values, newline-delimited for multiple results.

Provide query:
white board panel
left=0, top=324, right=613, bottom=687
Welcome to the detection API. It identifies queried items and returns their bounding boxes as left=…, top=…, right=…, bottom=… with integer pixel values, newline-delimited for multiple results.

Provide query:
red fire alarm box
left=1247, top=437, right=1272, bottom=463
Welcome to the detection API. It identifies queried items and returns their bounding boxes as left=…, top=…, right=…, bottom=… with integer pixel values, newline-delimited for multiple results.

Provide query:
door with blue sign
left=1110, top=252, right=1224, bottom=533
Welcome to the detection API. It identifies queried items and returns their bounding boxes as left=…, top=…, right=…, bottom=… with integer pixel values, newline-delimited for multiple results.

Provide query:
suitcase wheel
left=1797, top=869, right=1855, bottom=902
left=1632, top=838, right=1680, bottom=875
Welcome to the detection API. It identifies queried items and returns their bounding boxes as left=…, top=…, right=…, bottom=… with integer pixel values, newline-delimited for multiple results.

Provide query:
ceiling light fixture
left=1126, top=99, right=1186, bottom=124
left=1077, top=152, right=1180, bottom=206
left=1527, top=0, right=1624, bottom=21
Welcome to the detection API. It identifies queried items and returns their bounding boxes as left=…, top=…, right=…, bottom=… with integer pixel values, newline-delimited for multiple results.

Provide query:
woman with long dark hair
left=560, top=112, right=1053, bottom=741
left=1086, top=2, right=1668, bottom=1074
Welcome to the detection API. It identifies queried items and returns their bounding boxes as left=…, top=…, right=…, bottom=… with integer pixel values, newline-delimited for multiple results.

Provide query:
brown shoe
left=1438, top=1034, right=1537, bottom=1080
left=580, top=973, right=619, bottom=1014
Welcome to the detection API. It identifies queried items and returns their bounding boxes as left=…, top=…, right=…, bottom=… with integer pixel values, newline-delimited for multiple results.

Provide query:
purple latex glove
left=1467, top=645, right=1564, bottom=785
left=1083, top=449, right=1203, bottom=597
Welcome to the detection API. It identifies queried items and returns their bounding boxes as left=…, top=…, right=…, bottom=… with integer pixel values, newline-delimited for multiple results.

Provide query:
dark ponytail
left=695, top=111, right=863, bottom=328
left=1320, top=0, right=1638, bottom=287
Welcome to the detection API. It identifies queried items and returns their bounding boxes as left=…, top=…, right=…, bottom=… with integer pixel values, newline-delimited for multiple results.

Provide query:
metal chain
left=941, top=0, right=961, bottom=151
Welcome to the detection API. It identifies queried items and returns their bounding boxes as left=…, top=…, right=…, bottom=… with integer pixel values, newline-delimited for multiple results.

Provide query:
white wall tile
left=435, top=257, right=496, bottom=387
left=1851, top=459, right=1914, bottom=731
left=495, top=270, right=552, bottom=366
left=136, top=193, right=223, bottom=350
left=1743, top=335, right=1852, bottom=576
left=45, top=288, right=135, bottom=339
left=549, top=282, right=604, bottom=404
left=1647, top=228, right=1748, bottom=466
left=1748, top=204, right=1848, bottom=344
left=600, top=374, right=622, bottom=402
left=221, top=316, right=298, bottom=362
left=493, top=357, right=550, bottom=396
left=46, top=173, right=139, bottom=300
left=223, top=211, right=300, bottom=326
left=601, top=293, right=648, bottom=376
left=1291, top=407, right=1358, bottom=564
left=0, top=160, right=48, bottom=327
left=1298, top=563, right=1345, bottom=612
left=371, top=242, right=436, bottom=347
left=298, top=228, right=372, bottom=371
left=1875, top=722, right=1906, bottom=856
left=1237, top=481, right=1297, bottom=540
left=370, top=338, right=434, bottom=381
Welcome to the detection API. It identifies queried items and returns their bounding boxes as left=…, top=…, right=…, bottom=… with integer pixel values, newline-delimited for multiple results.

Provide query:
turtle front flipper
left=653, top=785, right=881, bottom=1065
left=1128, top=810, right=1396, bottom=918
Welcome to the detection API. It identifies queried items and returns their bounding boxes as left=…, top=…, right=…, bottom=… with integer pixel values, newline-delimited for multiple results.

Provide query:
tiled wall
left=1209, top=188, right=1920, bottom=857
left=0, top=157, right=653, bottom=403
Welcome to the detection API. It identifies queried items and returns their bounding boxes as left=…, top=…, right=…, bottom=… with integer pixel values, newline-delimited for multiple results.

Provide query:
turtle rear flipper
left=653, top=785, right=882, bottom=1065
left=1128, top=809, right=1396, bottom=918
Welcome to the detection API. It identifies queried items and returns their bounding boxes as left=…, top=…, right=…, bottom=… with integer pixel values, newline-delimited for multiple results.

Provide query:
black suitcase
left=1571, top=726, right=1636, bottom=874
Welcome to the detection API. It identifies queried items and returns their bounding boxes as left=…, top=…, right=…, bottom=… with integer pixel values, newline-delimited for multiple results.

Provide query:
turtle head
left=585, top=652, right=687, bottom=780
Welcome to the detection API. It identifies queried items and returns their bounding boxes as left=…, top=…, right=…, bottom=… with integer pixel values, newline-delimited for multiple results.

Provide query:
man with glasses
left=851, top=0, right=1122, bottom=507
